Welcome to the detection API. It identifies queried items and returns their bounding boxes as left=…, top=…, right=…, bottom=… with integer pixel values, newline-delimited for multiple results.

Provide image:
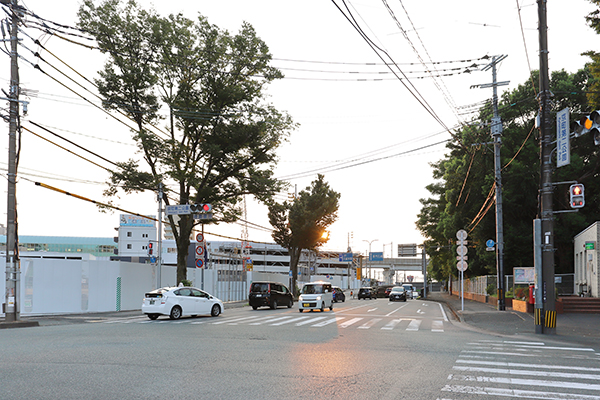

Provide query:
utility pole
left=157, top=183, right=163, bottom=289
left=4, top=0, right=20, bottom=322
left=536, top=0, right=556, bottom=334
left=475, top=55, right=509, bottom=311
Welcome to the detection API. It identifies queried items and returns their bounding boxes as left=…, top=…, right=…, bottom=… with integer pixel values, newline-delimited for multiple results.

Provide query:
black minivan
left=249, top=281, right=294, bottom=310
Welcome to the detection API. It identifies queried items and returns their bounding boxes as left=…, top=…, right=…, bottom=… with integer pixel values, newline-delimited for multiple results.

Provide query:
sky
left=1, top=0, right=599, bottom=258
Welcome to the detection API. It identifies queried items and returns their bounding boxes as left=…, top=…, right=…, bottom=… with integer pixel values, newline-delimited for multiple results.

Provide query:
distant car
left=332, top=286, right=346, bottom=302
left=142, top=286, right=223, bottom=320
left=384, top=287, right=392, bottom=298
left=402, top=284, right=414, bottom=299
left=249, top=281, right=293, bottom=310
left=358, top=287, right=376, bottom=300
left=389, top=286, right=407, bottom=302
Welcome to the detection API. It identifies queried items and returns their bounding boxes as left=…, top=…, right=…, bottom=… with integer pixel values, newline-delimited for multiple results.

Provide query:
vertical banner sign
left=556, top=107, right=570, bottom=168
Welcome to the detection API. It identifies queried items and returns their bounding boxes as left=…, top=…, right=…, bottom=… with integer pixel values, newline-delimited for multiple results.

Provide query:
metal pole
left=421, top=245, right=427, bottom=299
left=4, top=0, right=20, bottom=322
left=537, top=0, right=556, bottom=334
left=157, top=183, right=163, bottom=289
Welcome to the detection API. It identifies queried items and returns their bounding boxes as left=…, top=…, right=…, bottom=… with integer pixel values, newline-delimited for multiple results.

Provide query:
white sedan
left=142, top=286, right=224, bottom=320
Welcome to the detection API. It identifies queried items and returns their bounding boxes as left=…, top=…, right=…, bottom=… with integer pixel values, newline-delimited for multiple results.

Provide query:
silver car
left=142, top=286, right=224, bottom=320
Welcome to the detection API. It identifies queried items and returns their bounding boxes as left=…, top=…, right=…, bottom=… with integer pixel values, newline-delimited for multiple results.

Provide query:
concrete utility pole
left=157, top=183, right=163, bottom=289
left=536, top=0, right=556, bottom=334
left=4, top=0, right=20, bottom=322
left=475, top=55, right=509, bottom=311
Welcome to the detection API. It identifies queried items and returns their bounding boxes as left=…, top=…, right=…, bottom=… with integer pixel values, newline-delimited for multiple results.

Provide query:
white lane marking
left=449, top=374, right=600, bottom=391
left=367, top=308, right=378, bottom=312
left=296, top=316, right=326, bottom=326
left=385, top=303, right=408, bottom=316
left=432, top=320, right=444, bottom=332
left=441, top=384, right=600, bottom=399
left=456, top=359, right=600, bottom=372
left=453, top=365, right=600, bottom=380
left=417, top=309, right=425, bottom=314
left=312, top=317, right=345, bottom=327
left=270, top=316, right=310, bottom=326
left=249, top=316, right=293, bottom=325
left=437, top=302, right=449, bottom=321
left=358, top=318, right=382, bottom=329
left=381, top=319, right=402, bottom=330
left=211, top=315, right=263, bottom=325
left=406, top=319, right=421, bottom=331
left=339, top=317, right=363, bottom=328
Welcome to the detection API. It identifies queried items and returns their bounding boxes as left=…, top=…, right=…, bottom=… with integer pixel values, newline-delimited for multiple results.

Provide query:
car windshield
left=391, top=287, right=405, bottom=293
left=302, top=285, right=324, bottom=294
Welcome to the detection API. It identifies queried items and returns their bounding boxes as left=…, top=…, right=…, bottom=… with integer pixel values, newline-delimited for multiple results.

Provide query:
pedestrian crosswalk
left=93, top=313, right=445, bottom=332
left=439, top=339, right=600, bottom=399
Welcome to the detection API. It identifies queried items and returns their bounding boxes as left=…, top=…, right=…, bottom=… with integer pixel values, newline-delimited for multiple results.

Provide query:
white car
left=142, top=286, right=224, bottom=320
left=298, top=282, right=333, bottom=312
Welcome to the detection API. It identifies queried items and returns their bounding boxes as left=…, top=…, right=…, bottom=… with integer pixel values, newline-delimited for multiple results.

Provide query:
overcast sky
left=1, top=0, right=598, bottom=256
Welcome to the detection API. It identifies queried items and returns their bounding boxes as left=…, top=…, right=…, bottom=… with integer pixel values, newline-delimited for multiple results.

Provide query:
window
left=127, top=232, right=132, bottom=237
left=127, top=244, right=132, bottom=249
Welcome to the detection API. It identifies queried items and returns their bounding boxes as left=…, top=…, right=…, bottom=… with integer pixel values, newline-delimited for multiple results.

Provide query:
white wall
left=574, top=222, right=600, bottom=297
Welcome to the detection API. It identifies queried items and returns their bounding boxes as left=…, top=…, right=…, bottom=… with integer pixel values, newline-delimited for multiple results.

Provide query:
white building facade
left=574, top=221, right=600, bottom=297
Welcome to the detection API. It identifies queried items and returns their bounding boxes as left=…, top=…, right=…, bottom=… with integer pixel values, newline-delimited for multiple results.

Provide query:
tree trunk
left=175, top=215, right=193, bottom=285
left=289, top=246, right=302, bottom=297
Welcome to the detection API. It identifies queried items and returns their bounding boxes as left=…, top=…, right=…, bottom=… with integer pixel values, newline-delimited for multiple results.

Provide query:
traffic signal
left=569, top=184, right=585, bottom=208
left=573, top=111, right=600, bottom=138
left=190, top=203, right=212, bottom=213
left=148, top=241, right=154, bottom=255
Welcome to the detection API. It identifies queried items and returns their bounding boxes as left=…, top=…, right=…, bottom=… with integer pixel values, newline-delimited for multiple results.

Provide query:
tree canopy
left=268, top=174, right=340, bottom=295
left=78, top=0, right=296, bottom=283
left=416, top=65, right=600, bottom=283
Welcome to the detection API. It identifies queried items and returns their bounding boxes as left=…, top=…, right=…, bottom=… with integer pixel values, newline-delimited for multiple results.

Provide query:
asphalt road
left=1, top=298, right=598, bottom=399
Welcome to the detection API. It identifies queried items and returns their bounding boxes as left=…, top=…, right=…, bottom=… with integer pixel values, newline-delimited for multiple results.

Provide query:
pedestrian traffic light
left=148, top=241, right=154, bottom=255
left=190, top=203, right=212, bottom=213
left=573, top=111, right=600, bottom=138
left=569, top=184, right=585, bottom=208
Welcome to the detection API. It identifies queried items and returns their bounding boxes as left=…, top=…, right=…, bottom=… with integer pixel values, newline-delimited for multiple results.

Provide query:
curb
left=0, top=320, right=40, bottom=329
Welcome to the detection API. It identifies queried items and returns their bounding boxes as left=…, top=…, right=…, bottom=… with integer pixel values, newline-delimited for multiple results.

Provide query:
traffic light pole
left=536, top=0, right=556, bottom=334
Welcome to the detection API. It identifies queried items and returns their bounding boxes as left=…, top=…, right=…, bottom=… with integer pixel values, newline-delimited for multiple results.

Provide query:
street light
left=363, top=239, right=378, bottom=284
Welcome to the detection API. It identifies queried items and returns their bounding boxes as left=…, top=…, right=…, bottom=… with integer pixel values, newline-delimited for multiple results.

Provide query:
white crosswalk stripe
left=440, top=340, right=600, bottom=399
left=95, top=313, right=445, bottom=332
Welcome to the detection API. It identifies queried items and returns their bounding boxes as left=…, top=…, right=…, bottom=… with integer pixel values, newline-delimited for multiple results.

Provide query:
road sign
left=339, top=253, right=353, bottom=262
left=195, top=245, right=205, bottom=257
left=196, top=233, right=204, bottom=242
left=486, top=239, right=495, bottom=247
left=194, top=213, right=213, bottom=221
left=398, top=243, right=417, bottom=257
left=150, top=256, right=156, bottom=263
left=456, top=245, right=468, bottom=256
left=369, top=252, right=383, bottom=262
left=195, top=259, right=204, bottom=268
left=457, top=260, right=468, bottom=271
left=456, top=229, right=468, bottom=241
left=456, top=256, right=468, bottom=261
left=165, top=204, right=191, bottom=215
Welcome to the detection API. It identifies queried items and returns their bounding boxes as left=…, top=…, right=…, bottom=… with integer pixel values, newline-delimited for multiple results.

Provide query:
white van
left=298, top=281, right=334, bottom=312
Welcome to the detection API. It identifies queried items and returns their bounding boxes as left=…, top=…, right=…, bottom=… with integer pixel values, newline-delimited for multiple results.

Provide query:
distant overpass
left=367, top=257, right=426, bottom=272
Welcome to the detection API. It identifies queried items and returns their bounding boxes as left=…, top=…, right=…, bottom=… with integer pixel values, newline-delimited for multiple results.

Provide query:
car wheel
left=148, top=314, right=158, bottom=320
left=169, top=306, right=182, bottom=320
left=287, top=299, right=293, bottom=308
left=271, top=300, right=278, bottom=310
left=320, top=303, right=324, bottom=312
left=252, top=306, right=258, bottom=310
left=299, top=309, right=303, bottom=313
left=329, top=303, right=333, bottom=311
left=342, top=298, right=345, bottom=302
left=211, top=304, right=221, bottom=317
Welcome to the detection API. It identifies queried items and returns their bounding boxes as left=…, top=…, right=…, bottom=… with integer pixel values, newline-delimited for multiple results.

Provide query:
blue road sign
left=369, top=252, right=383, bottom=262
left=486, top=239, right=495, bottom=248
left=339, top=252, right=353, bottom=262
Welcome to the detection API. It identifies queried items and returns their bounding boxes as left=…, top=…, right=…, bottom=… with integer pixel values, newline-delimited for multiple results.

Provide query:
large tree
left=78, top=0, right=295, bottom=283
left=417, top=66, right=600, bottom=282
left=268, top=175, right=340, bottom=296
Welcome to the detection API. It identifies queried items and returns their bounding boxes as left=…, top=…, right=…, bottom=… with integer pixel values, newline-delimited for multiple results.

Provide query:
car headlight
left=316, top=295, right=322, bottom=301
left=299, top=295, right=304, bottom=301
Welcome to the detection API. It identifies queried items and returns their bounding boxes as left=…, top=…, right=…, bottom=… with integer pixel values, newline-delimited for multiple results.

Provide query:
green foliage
left=485, top=284, right=495, bottom=296
left=180, top=279, right=192, bottom=287
left=78, top=0, right=296, bottom=283
left=417, top=64, right=600, bottom=281
left=268, top=175, right=340, bottom=296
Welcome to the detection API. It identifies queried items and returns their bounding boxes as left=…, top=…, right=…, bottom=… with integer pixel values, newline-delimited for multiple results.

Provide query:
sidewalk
left=428, top=291, right=600, bottom=347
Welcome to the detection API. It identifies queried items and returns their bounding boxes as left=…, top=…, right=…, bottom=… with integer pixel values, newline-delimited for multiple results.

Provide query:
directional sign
left=457, top=260, right=468, bottom=271
left=339, top=252, right=353, bottom=262
left=165, top=204, right=191, bottom=215
left=195, top=259, right=204, bottom=268
left=369, top=252, right=383, bottom=262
